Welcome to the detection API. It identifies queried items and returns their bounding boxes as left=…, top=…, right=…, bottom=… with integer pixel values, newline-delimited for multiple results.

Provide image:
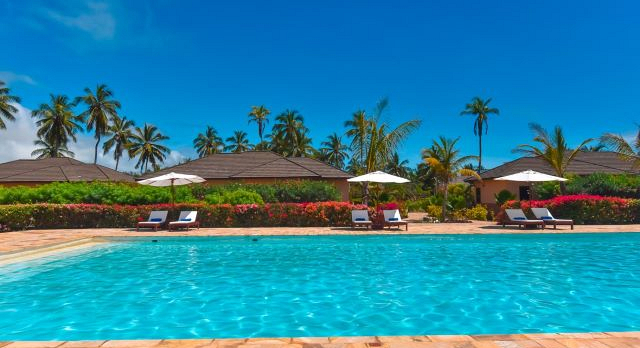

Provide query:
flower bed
left=499, top=195, right=640, bottom=224
left=0, top=202, right=369, bottom=230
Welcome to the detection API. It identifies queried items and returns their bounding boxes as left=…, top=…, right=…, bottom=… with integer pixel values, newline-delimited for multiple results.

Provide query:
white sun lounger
left=168, top=211, right=199, bottom=231
left=351, top=210, right=372, bottom=229
left=383, top=209, right=408, bottom=231
left=136, top=210, right=168, bottom=231
left=531, top=208, right=574, bottom=230
left=503, top=209, right=544, bottom=229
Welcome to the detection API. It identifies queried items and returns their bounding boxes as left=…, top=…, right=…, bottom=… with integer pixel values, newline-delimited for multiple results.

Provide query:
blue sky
left=1, top=0, right=639, bottom=170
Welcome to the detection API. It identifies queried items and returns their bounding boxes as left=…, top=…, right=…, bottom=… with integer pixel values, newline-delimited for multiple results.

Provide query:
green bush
left=462, top=204, right=489, bottom=221
left=205, top=189, right=264, bottom=205
left=566, top=173, right=640, bottom=198
left=447, top=183, right=475, bottom=210
left=494, top=189, right=517, bottom=206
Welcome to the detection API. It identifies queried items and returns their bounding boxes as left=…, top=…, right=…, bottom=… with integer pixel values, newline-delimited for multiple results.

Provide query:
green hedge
left=0, top=181, right=341, bottom=205
left=534, top=173, right=640, bottom=200
left=0, top=202, right=366, bottom=230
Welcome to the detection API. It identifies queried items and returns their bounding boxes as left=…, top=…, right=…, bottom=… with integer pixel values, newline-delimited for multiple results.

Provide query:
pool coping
left=2, top=332, right=640, bottom=347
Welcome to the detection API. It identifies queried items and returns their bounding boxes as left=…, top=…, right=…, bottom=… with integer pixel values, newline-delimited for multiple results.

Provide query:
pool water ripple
left=1, top=234, right=640, bottom=340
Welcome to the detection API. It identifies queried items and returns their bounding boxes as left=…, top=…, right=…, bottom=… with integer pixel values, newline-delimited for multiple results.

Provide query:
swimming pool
left=1, top=233, right=639, bottom=340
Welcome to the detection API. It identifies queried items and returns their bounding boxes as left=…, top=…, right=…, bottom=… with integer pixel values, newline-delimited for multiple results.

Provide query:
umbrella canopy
left=494, top=170, right=568, bottom=182
left=348, top=171, right=410, bottom=184
left=137, top=172, right=206, bottom=186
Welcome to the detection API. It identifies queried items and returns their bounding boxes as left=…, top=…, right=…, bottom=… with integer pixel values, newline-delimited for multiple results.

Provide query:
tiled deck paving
left=2, top=221, right=640, bottom=348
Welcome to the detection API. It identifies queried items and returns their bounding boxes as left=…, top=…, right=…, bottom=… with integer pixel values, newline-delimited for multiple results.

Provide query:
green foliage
left=447, top=183, right=475, bottom=210
left=205, top=189, right=264, bottom=205
left=460, top=204, right=489, bottom=221
left=494, top=189, right=517, bottom=205
left=565, top=173, right=640, bottom=198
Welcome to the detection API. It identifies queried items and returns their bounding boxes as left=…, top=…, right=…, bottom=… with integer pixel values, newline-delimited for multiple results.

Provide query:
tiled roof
left=142, top=151, right=352, bottom=180
left=0, top=157, right=134, bottom=183
left=475, top=151, right=640, bottom=180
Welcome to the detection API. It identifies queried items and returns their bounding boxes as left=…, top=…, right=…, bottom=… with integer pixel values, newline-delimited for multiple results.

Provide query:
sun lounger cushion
left=180, top=218, right=192, bottom=222
left=150, top=218, right=162, bottom=222
left=513, top=217, right=526, bottom=220
left=355, top=218, right=366, bottom=221
left=541, top=216, right=553, bottom=220
left=388, top=217, right=399, bottom=221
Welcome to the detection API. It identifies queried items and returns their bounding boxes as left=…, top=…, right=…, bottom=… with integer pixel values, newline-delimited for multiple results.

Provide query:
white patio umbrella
left=137, top=172, right=205, bottom=204
left=348, top=171, right=410, bottom=204
left=494, top=170, right=567, bottom=200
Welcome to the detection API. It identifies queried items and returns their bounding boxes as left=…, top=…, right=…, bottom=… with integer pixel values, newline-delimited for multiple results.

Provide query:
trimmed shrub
left=461, top=204, right=489, bottom=221
left=204, top=189, right=264, bottom=205
left=499, top=195, right=640, bottom=224
left=0, top=202, right=369, bottom=230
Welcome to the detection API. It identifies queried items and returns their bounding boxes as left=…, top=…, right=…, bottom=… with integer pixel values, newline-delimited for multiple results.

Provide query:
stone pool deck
left=3, top=332, right=640, bottom=348
left=2, top=222, right=640, bottom=348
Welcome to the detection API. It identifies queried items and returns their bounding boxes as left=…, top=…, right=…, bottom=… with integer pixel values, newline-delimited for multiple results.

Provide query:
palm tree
left=129, top=123, right=170, bottom=173
left=31, top=95, right=83, bottom=150
left=76, top=84, right=121, bottom=164
left=319, top=133, right=349, bottom=168
left=0, top=80, right=21, bottom=130
left=271, top=110, right=310, bottom=156
left=601, top=125, right=640, bottom=168
left=31, top=137, right=75, bottom=158
left=422, top=136, right=479, bottom=221
left=385, top=152, right=411, bottom=178
left=460, top=97, right=499, bottom=169
left=248, top=105, right=270, bottom=143
left=103, top=116, right=135, bottom=170
left=193, top=126, right=224, bottom=158
left=514, top=123, right=593, bottom=194
left=225, top=130, right=253, bottom=153
left=344, top=110, right=369, bottom=171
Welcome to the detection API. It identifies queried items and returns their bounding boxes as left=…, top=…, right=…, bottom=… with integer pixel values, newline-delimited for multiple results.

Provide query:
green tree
left=271, top=110, right=311, bottom=156
left=385, top=152, right=411, bottom=178
left=31, top=137, right=75, bottom=158
left=103, top=116, right=135, bottom=170
left=129, top=123, right=170, bottom=173
left=248, top=105, right=270, bottom=143
left=422, top=136, right=479, bottom=221
left=319, top=133, right=349, bottom=168
left=76, top=84, right=121, bottom=164
left=225, top=130, right=253, bottom=153
left=32, top=94, right=83, bottom=151
left=460, top=97, right=499, bottom=169
left=514, top=123, right=593, bottom=193
left=601, top=125, right=640, bottom=167
left=344, top=110, right=368, bottom=171
left=193, top=126, right=224, bottom=158
left=0, top=80, right=20, bottom=130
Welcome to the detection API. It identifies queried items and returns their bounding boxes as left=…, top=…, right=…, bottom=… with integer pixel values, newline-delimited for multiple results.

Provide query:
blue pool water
left=1, top=234, right=640, bottom=340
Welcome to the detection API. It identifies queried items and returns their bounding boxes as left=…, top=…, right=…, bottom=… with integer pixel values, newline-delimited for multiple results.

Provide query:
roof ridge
left=58, top=164, right=71, bottom=181
left=571, top=156, right=635, bottom=174
left=283, top=156, right=323, bottom=177
left=290, top=156, right=353, bottom=176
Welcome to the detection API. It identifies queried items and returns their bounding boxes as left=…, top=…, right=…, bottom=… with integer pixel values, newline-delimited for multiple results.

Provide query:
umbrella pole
left=170, top=179, right=176, bottom=206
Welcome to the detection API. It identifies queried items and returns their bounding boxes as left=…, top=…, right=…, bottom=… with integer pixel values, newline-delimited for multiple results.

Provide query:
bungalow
left=141, top=151, right=353, bottom=201
left=0, top=157, right=134, bottom=186
left=468, top=151, right=640, bottom=208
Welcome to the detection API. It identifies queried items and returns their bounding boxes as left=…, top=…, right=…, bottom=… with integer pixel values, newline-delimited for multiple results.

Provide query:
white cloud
left=0, top=103, right=187, bottom=174
left=46, top=1, right=116, bottom=40
left=0, top=71, right=36, bottom=86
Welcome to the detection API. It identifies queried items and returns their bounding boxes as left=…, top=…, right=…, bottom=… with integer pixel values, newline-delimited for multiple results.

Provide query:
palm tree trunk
left=478, top=132, right=483, bottom=170
left=115, top=155, right=120, bottom=171
left=363, top=182, right=369, bottom=206
left=94, top=134, right=101, bottom=164
left=559, top=181, right=567, bottom=195
left=442, top=179, right=449, bottom=222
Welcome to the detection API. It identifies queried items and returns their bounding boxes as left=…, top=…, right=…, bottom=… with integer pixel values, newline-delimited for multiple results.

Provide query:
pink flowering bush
left=499, top=195, right=640, bottom=224
left=0, top=202, right=370, bottom=230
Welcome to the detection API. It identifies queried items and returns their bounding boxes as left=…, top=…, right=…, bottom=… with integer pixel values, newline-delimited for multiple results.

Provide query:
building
left=141, top=151, right=353, bottom=201
left=468, top=151, right=640, bottom=207
left=0, top=158, right=134, bottom=186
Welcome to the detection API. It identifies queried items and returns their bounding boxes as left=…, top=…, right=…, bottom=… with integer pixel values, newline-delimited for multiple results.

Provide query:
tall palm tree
left=248, top=105, right=270, bottom=143
left=31, top=95, right=83, bottom=150
left=601, top=125, right=640, bottom=168
left=225, top=130, right=253, bottom=153
left=422, top=136, right=479, bottom=221
left=271, top=110, right=310, bottom=156
left=129, top=123, right=170, bottom=173
left=102, top=116, right=135, bottom=170
left=193, top=126, right=224, bottom=158
left=460, top=97, right=499, bottom=169
left=0, top=80, right=21, bottom=130
left=76, top=84, right=121, bottom=164
left=514, top=123, right=593, bottom=194
left=344, top=110, right=369, bottom=170
left=31, top=137, right=75, bottom=158
left=385, top=152, right=411, bottom=178
left=319, top=133, right=349, bottom=168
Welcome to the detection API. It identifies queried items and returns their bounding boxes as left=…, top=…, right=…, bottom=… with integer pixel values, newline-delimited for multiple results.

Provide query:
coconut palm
left=514, top=123, right=593, bottom=194
left=460, top=97, right=499, bottom=169
left=344, top=109, right=369, bottom=170
left=385, top=152, right=411, bottom=178
left=103, top=116, right=135, bottom=170
left=0, top=80, right=21, bottom=130
left=31, top=137, right=75, bottom=158
left=31, top=95, right=83, bottom=150
left=319, top=133, right=349, bottom=168
left=129, top=123, right=170, bottom=173
left=271, top=110, right=310, bottom=156
left=601, top=125, right=640, bottom=167
left=422, top=136, right=479, bottom=221
left=248, top=105, right=270, bottom=143
left=225, top=130, right=253, bottom=153
left=193, top=126, right=224, bottom=158
left=76, top=84, right=121, bottom=164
